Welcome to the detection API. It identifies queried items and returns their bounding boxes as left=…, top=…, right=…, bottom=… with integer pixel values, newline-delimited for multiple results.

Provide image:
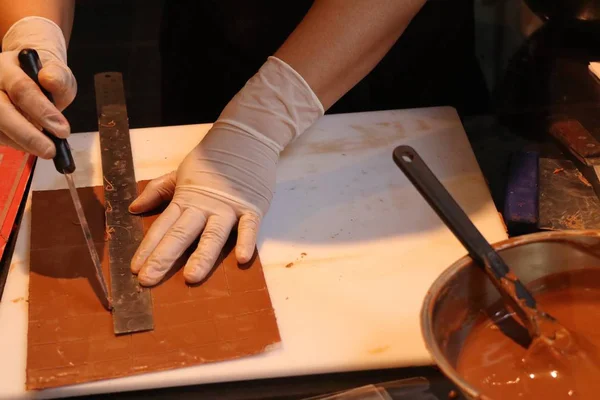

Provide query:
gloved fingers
left=129, top=171, right=177, bottom=214
left=183, top=213, right=236, bottom=284
left=38, top=61, right=77, bottom=111
left=130, top=202, right=182, bottom=274
left=235, top=213, right=261, bottom=264
left=137, top=208, right=207, bottom=286
left=3, top=63, right=70, bottom=139
left=0, top=131, right=27, bottom=152
left=0, top=90, right=55, bottom=158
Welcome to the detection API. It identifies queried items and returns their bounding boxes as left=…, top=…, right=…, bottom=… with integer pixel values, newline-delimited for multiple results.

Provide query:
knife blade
left=18, top=49, right=112, bottom=311
left=548, top=116, right=600, bottom=199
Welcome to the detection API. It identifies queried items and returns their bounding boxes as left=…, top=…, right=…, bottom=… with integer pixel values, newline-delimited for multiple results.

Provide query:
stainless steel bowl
left=420, top=230, right=600, bottom=400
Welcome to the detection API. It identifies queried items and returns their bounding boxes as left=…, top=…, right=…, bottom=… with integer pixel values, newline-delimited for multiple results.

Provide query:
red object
left=0, top=146, right=35, bottom=259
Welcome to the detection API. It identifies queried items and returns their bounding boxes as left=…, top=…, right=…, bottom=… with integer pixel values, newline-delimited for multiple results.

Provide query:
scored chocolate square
left=27, top=182, right=280, bottom=390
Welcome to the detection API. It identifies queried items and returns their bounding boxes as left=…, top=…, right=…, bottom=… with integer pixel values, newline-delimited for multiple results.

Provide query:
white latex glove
left=129, top=56, right=324, bottom=286
left=0, top=16, right=76, bottom=158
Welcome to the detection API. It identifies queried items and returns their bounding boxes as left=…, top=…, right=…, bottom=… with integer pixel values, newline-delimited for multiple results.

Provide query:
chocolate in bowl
left=421, top=230, right=600, bottom=400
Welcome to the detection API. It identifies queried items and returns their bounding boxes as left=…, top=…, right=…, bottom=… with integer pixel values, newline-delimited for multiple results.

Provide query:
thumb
left=38, top=61, right=77, bottom=111
left=129, top=171, right=177, bottom=214
left=235, top=213, right=262, bottom=264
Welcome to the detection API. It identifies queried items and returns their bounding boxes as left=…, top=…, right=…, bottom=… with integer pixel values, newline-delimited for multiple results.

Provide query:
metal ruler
left=95, top=72, right=154, bottom=334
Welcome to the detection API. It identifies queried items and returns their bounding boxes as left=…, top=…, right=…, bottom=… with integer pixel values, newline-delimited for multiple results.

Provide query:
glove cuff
left=2, top=16, right=68, bottom=64
left=215, top=56, right=324, bottom=152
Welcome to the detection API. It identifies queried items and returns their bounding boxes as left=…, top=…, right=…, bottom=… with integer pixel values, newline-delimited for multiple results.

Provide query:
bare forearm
left=274, top=0, right=425, bottom=110
left=0, top=0, right=75, bottom=43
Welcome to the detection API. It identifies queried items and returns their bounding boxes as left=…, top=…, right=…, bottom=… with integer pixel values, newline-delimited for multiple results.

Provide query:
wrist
left=215, top=56, right=324, bottom=153
left=2, top=16, right=67, bottom=63
left=191, top=124, right=278, bottom=216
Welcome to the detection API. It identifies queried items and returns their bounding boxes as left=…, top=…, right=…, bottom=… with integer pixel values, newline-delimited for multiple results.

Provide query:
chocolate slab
left=27, top=181, right=280, bottom=390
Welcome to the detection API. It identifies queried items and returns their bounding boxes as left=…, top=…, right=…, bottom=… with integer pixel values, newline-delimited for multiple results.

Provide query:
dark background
left=63, top=0, right=490, bottom=134
left=64, top=0, right=165, bottom=133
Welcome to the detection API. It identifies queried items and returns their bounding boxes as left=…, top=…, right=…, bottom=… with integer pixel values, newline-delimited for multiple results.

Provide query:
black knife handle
left=18, top=49, right=75, bottom=174
left=393, top=145, right=537, bottom=309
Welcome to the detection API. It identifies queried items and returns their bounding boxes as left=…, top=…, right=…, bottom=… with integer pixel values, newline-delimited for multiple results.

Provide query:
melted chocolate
left=457, top=269, right=600, bottom=399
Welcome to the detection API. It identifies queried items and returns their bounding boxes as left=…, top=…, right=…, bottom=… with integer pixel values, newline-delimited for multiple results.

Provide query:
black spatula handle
left=18, top=48, right=75, bottom=174
left=393, top=145, right=536, bottom=308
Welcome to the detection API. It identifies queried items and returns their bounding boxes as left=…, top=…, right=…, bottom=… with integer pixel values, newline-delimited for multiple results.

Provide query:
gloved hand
left=0, top=16, right=76, bottom=158
left=129, top=56, right=324, bottom=286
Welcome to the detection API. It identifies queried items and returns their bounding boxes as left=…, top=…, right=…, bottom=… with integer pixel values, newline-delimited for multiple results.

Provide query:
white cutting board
left=0, top=106, right=507, bottom=399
